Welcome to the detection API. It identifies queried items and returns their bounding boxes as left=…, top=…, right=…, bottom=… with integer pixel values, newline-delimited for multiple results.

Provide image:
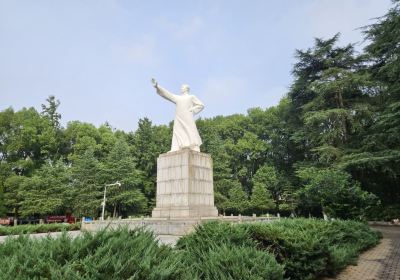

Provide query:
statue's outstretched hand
left=151, top=78, right=158, bottom=88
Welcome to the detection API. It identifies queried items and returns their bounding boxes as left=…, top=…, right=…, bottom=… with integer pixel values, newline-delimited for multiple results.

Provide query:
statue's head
left=180, top=84, right=190, bottom=95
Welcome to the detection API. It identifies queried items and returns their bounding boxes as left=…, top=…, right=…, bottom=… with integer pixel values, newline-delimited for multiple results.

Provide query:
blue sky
left=0, top=0, right=392, bottom=132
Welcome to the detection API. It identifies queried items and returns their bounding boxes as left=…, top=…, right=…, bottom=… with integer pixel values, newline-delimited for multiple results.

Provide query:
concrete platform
left=81, top=216, right=278, bottom=237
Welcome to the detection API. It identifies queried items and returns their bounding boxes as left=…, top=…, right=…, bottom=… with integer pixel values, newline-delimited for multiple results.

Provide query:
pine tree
left=250, top=183, right=274, bottom=215
left=100, top=138, right=147, bottom=217
left=70, top=148, right=102, bottom=217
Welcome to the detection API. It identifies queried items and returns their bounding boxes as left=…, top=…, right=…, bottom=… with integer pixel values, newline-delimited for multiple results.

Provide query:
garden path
left=325, top=226, right=400, bottom=280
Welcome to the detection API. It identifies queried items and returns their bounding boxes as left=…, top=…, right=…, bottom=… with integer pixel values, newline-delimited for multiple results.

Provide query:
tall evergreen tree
left=70, top=148, right=102, bottom=217
left=19, top=160, right=70, bottom=217
left=100, top=138, right=147, bottom=217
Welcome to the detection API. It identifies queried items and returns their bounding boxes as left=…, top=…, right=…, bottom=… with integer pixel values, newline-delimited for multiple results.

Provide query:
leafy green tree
left=70, top=148, right=102, bottom=217
left=248, top=100, right=297, bottom=172
left=296, top=168, right=378, bottom=219
left=2, top=107, right=55, bottom=165
left=226, top=131, right=269, bottom=194
left=64, top=121, right=101, bottom=161
left=97, top=124, right=117, bottom=159
left=214, top=179, right=242, bottom=214
left=0, top=162, right=11, bottom=216
left=197, top=119, right=233, bottom=181
left=0, top=108, right=15, bottom=162
left=250, top=183, right=274, bottom=215
left=223, top=180, right=249, bottom=215
left=3, top=175, right=25, bottom=217
left=128, top=118, right=170, bottom=205
left=100, top=138, right=147, bottom=217
left=253, top=165, right=288, bottom=212
left=340, top=0, right=400, bottom=208
left=290, top=35, right=374, bottom=165
left=364, top=0, right=400, bottom=98
left=41, top=95, right=61, bottom=129
left=18, top=160, right=70, bottom=217
left=213, top=192, right=227, bottom=215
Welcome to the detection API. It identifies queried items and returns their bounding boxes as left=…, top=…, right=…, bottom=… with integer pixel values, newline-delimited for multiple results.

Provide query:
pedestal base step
left=152, top=206, right=218, bottom=218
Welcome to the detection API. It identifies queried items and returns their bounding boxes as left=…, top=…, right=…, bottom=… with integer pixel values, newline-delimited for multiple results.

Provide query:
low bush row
left=0, top=223, right=80, bottom=236
left=177, top=219, right=381, bottom=279
left=0, top=219, right=380, bottom=280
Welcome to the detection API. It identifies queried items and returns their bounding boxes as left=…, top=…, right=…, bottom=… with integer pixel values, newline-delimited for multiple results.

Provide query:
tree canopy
left=0, top=2, right=399, bottom=220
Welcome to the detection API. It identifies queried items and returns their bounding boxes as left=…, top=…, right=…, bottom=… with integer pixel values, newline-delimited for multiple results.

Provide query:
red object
left=0, top=218, right=12, bottom=225
left=46, top=215, right=75, bottom=224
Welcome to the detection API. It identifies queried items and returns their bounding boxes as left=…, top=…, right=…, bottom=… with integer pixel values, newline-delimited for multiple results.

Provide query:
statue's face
left=181, top=84, right=190, bottom=95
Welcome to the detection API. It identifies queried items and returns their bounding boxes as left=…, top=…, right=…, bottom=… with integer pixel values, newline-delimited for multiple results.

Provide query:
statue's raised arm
left=151, top=78, right=177, bottom=104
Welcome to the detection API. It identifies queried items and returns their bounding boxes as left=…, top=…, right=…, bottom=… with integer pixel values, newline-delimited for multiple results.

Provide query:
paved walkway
left=325, top=226, right=400, bottom=280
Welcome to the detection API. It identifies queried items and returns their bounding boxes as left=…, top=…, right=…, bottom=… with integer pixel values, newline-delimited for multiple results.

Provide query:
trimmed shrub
left=179, top=245, right=284, bottom=280
left=0, top=228, right=180, bottom=280
left=0, top=219, right=380, bottom=280
left=176, top=220, right=255, bottom=250
left=178, top=219, right=381, bottom=280
left=177, top=221, right=284, bottom=280
left=0, top=223, right=81, bottom=236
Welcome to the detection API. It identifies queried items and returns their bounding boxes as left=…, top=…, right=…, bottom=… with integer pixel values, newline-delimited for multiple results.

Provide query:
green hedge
left=0, top=223, right=81, bottom=236
left=178, top=219, right=381, bottom=280
left=0, top=227, right=283, bottom=280
left=0, top=219, right=380, bottom=280
left=0, top=228, right=180, bottom=280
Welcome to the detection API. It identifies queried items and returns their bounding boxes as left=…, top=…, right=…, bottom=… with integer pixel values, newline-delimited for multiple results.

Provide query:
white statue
left=151, top=78, right=204, bottom=152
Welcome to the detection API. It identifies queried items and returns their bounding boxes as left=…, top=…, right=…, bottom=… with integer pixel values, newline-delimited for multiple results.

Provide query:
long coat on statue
left=156, top=86, right=204, bottom=152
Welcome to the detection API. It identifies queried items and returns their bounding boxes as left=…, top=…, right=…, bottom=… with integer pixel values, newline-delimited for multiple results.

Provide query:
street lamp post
left=101, top=181, right=121, bottom=221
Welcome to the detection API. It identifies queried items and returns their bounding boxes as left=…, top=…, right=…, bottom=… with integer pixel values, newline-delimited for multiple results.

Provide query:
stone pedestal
left=152, top=148, right=218, bottom=218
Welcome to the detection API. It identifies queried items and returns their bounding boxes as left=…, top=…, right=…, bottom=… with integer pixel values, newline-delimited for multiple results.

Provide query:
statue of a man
left=151, top=78, right=204, bottom=152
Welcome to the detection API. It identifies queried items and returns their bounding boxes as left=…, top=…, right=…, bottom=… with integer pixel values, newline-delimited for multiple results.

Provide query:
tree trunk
left=113, top=205, right=117, bottom=218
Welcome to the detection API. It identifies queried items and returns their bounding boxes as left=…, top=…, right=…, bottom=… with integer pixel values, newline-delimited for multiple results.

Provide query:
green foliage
left=296, top=167, right=379, bottom=219
left=0, top=220, right=380, bottom=280
left=128, top=118, right=171, bottom=206
left=363, top=0, right=400, bottom=97
left=366, top=204, right=400, bottom=221
left=70, top=148, right=103, bottom=217
left=179, top=244, right=284, bottom=280
left=0, top=223, right=80, bottom=236
left=177, top=223, right=282, bottom=280
left=177, top=221, right=256, bottom=250
left=18, top=160, right=70, bottom=217
left=223, top=180, right=250, bottom=215
left=100, top=138, right=148, bottom=217
left=247, top=219, right=380, bottom=279
left=250, top=183, right=275, bottom=215
left=178, top=219, right=380, bottom=280
left=41, top=95, right=61, bottom=129
left=0, top=228, right=179, bottom=280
